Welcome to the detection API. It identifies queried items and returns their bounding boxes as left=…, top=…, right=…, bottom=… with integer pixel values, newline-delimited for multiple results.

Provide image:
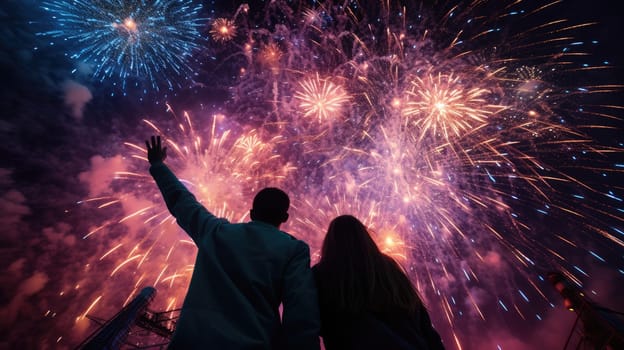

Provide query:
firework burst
left=39, top=0, right=205, bottom=91
left=258, top=42, right=283, bottom=69
left=403, top=72, right=507, bottom=142
left=210, top=18, right=237, bottom=43
left=294, top=73, right=351, bottom=124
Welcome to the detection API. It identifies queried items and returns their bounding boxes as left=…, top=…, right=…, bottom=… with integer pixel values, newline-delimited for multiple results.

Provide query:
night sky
left=1, top=0, right=623, bottom=349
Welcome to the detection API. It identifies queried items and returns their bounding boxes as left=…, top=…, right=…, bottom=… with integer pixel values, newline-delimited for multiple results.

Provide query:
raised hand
left=145, top=135, right=167, bottom=164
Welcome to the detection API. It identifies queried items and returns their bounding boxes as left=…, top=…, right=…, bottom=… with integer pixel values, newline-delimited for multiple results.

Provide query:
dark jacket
left=150, top=163, right=320, bottom=350
left=312, top=265, right=444, bottom=350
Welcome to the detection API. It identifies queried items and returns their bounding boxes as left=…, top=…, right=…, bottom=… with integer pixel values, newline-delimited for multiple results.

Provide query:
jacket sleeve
left=149, top=162, right=227, bottom=243
left=281, top=242, right=321, bottom=350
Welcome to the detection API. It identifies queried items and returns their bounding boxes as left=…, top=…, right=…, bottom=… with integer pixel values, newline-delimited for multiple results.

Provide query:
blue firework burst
left=40, top=0, right=205, bottom=91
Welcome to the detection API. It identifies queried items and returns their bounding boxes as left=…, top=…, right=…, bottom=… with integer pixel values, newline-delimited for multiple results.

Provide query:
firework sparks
left=39, top=0, right=205, bottom=91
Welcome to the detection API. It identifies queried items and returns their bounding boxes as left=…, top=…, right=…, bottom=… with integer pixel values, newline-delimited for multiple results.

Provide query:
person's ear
left=250, top=209, right=256, bottom=221
left=281, top=212, right=289, bottom=223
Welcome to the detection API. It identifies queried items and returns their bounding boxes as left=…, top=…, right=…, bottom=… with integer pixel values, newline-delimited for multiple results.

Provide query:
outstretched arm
left=146, top=135, right=227, bottom=242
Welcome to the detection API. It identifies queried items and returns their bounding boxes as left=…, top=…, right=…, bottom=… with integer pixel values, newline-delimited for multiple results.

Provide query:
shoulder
left=283, top=232, right=310, bottom=255
left=271, top=227, right=309, bottom=248
left=247, top=221, right=309, bottom=250
left=281, top=230, right=308, bottom=245
left=275, top=232, right=312, bottom=262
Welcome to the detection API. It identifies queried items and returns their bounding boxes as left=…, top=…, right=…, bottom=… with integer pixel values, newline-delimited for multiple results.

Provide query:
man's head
left=250, top=187, right=290, bottom=227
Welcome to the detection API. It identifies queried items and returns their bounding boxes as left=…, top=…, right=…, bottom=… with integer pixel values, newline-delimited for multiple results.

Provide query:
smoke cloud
left=62, top=80, right=92, bottom=120
left=78, top=155, right=126, bottom=197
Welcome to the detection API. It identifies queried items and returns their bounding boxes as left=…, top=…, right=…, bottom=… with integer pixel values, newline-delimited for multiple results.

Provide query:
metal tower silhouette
left=548, top=271, right=624, bottom=350
left=76, top=287, right=178, bottom=349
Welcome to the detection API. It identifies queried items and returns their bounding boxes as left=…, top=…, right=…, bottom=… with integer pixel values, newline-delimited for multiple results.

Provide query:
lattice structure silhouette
left=76, top=287, right=178, bottom=349
left=549, top=272, right=624, bottom=350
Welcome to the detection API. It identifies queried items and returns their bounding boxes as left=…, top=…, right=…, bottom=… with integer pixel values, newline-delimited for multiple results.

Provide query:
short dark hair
left=251, top=187, right=290, bottom=226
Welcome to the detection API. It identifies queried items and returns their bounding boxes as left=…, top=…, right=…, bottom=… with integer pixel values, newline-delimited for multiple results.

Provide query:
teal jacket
left=150, top=163, right=320, bottom=350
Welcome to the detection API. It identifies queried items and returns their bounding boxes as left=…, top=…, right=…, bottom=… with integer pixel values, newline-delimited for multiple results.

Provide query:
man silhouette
left=146, top=135, right=320, bottom=349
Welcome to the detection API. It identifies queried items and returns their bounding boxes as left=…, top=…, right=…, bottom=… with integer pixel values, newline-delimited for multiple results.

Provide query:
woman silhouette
left=313, top=215, right=444, bottom=350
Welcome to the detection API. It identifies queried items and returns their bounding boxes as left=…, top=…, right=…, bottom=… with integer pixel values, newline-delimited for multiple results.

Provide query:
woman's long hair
left=315, top=215, right=422, bottom=315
